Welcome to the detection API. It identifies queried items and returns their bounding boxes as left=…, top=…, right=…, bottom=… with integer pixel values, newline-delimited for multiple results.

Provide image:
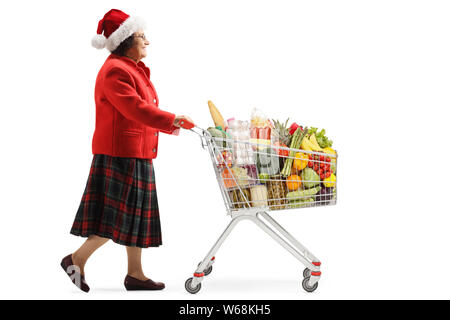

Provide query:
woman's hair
left=111, top=35, right=135, bottom=56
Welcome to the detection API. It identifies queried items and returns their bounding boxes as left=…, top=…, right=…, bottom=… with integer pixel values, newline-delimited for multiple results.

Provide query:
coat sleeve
left=103, top=67, right=176, bottom=131
left=159, top=125, right=180, bottom=136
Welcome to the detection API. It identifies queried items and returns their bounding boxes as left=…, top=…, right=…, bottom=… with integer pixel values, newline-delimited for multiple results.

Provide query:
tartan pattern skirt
left=70, top=154, right=162, bottom=248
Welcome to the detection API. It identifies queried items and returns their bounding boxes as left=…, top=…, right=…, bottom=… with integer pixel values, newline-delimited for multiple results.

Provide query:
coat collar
left=108, top=54, right=151, bottom=78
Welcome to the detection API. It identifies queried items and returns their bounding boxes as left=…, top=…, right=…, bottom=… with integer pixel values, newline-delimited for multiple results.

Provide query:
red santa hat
left=92, top=9, right=146, bottom=52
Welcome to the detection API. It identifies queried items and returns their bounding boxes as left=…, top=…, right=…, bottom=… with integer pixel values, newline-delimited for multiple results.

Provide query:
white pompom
left=91, top=34, right=107, bottom=49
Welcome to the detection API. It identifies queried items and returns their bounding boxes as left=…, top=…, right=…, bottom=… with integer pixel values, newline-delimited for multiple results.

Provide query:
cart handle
left=187, top=124, right=209, bottom=149
left=178, top=119, right=209, bottom=148
left=179, top=119, right=195, bottom=129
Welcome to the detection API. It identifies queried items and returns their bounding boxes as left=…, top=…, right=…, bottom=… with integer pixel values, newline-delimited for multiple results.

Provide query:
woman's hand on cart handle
left=173, top=115, right=195, bottom=129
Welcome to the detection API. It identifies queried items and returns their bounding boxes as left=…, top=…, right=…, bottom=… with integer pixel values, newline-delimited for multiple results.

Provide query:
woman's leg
left=126, top=246, right=150, bottom=281
left=71, top=235, right=109, bottom=275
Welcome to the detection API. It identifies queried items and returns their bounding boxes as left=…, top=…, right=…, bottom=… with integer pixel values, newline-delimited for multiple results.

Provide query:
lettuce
left=316, top=129, right=333, bottom=148
left=300, top=168, right=321, bottom=188
left=308, top=127, right=333, bottom=148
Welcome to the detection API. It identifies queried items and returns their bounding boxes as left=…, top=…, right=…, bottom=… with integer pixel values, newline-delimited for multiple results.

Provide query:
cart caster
left=185, top=277, right=202, bottom=294
left=303, top=268, right=311, bottom=278
left=302, top=276, right=319, bottom=293
left=198, top=262, right=213, bottom=276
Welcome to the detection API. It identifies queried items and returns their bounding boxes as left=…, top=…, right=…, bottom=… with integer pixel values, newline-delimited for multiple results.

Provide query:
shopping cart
left=183, top=123, right=337, bottom=294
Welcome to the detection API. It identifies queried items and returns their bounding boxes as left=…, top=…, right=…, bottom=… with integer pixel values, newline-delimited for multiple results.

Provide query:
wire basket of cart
left=184, top=122, right=337, bottom=294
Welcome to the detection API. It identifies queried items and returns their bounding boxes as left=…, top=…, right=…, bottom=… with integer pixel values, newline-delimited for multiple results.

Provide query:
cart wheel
left=198, top=262, right=213, bottom=276
left=303, top=268, right=311, bottom=278
left=302, top=276, right=319, bottom=293
left=204, top=265, right=213, bottom=276
left=185, top=277, right=202, bottom=294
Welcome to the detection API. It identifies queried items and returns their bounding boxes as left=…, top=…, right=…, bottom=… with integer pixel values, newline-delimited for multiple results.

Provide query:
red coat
left=92, top=54, right=178, bottom=159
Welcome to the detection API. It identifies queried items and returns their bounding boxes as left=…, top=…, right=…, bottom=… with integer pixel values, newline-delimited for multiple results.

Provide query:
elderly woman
left=60, top=9, right=194, bottom=292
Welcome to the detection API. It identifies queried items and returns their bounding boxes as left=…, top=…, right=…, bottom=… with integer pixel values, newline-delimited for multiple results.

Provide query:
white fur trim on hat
left=105, top=16, right=146, bottom=52
left=91, top=34, right=107, bottom=49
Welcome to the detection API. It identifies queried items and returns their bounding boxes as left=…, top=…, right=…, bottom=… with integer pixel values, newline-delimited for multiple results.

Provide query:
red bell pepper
left=289, top=123, right=303, bottom=135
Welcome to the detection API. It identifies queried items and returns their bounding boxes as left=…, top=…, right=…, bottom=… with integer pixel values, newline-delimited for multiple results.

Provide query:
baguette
left=208, top=100, right=225, bottom=129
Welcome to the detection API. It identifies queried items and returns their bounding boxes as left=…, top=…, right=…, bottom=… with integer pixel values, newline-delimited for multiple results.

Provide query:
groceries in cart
left=206, top=100, right=337, bottom=211
left=185, top=102, right=331, bottom=294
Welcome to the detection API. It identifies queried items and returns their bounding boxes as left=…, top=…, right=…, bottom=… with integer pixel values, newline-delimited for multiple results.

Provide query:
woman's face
left=128, top=29, right=150, bottom=62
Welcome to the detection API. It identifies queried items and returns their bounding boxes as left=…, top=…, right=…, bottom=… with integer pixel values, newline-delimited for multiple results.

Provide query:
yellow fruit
left=323, top=147, right=336, bottom=155
left=293, top=152, right=308, bottom=171
left=300, top=137, right=313, bottom=151
left=323, top=173, right=336, bottom=187
left=308, top=134, right=324, bottom=152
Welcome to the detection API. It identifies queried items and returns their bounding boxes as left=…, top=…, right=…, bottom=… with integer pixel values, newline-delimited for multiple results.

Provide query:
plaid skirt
left=70, top=154, right=162, bottom=248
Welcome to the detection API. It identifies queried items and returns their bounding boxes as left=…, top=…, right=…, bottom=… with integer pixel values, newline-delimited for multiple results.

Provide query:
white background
left=0, top=0, right=449, bottom=300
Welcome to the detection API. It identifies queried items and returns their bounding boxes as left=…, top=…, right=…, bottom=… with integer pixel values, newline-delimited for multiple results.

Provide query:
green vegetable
left=207, top=127, right=228, bottom=148
left=308, top=127, right=318, bottom=135
left=258, top=173, right=270, bottom=183
left=286, top=186, right=321, bottom=202
left=309, top=127, right=332, bottom=148
left=281, top=127, right=308, bottom=177
left=300, top=168, right=321, bottom=188
left=288, top=198, right=314, bottom=208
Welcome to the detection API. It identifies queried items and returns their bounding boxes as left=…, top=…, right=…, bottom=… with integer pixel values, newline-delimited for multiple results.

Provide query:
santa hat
left=92, top=9, right=146, bottom=52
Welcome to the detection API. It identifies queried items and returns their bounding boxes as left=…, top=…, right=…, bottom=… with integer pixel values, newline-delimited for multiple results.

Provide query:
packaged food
left=230, top=166, right=253, bottom=187
left=225, top=118, right=236, bottom=139
left=250, top=184, right=268, bottom=207
left=256, top=147, right=280, bottom=176
left=221, top=168, right=237, bottom=189
left=216, top=150, right=233, bottom=168
left=250, top=107, right=269, bottom=128
left=226, top=118, right=236, bottom=130
left=266, top=174, right=287, bottom=210
left=250, top=108, right=271, bottom=150
left=227, top=119, right=256, bottom=168
left=229, top=187, right=252, bottom=209
left=242, top=164, right=258, bottom=183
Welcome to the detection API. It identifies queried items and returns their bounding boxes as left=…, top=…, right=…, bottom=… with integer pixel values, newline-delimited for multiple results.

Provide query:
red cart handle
left=179, top=119, right=195, bottom=129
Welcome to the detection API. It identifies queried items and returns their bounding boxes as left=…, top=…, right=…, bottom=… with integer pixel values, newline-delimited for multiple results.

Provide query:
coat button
left=153, top=99, right=157, bottom=103
left=152, top=148, right=156, bottom=153
left=154, top=132, right=158, bottom=136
